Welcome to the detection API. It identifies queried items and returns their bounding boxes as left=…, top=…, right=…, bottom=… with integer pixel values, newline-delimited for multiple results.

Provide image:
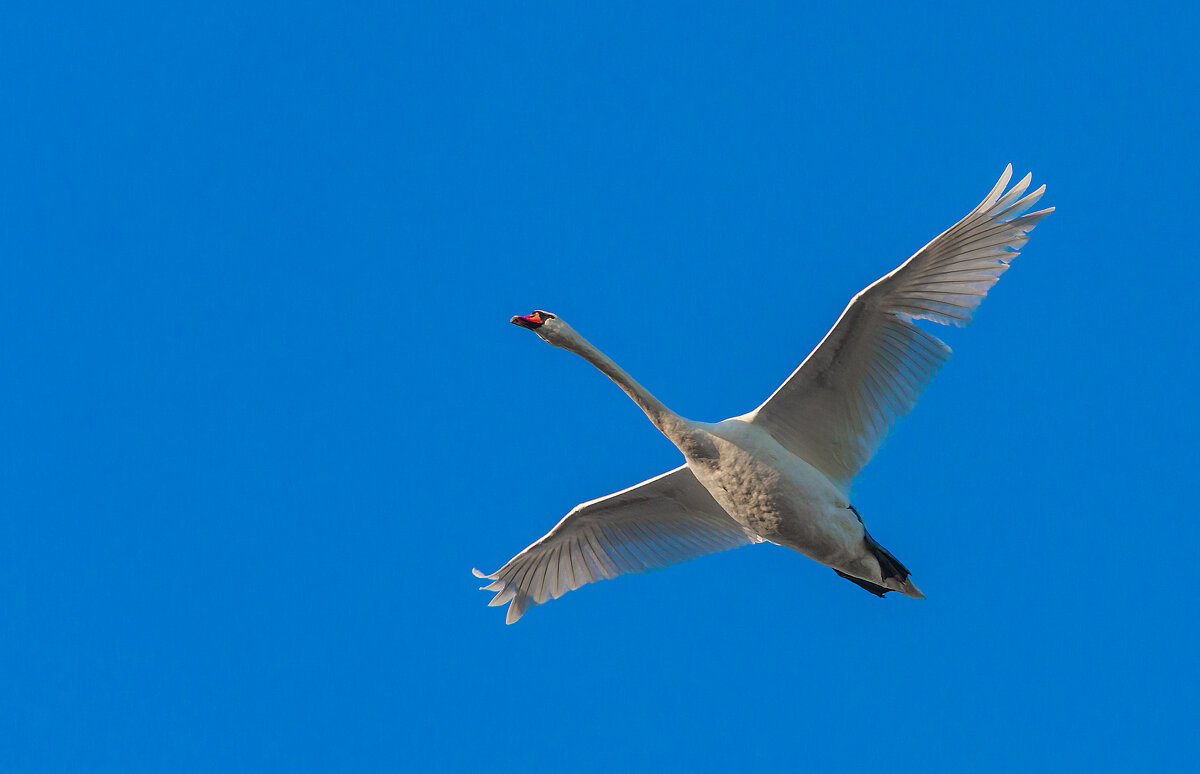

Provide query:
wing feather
left=749, top=165, right=1053, bottom=488
left=473, top=465, right=756, bottom=623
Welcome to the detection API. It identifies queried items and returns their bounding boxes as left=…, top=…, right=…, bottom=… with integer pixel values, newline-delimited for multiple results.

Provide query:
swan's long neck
left=565, top=334, right=691, bottom=444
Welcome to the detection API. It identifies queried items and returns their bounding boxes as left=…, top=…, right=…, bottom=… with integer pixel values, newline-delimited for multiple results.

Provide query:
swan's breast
left=684, top=419, right=854, bottom=556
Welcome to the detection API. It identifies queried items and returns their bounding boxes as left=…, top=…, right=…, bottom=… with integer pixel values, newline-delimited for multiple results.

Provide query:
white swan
left=475, top=165, right=1053, bottom=623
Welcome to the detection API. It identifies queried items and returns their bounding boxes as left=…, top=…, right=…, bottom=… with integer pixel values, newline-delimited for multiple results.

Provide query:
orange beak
left=511, top=312, right=545, bottom=329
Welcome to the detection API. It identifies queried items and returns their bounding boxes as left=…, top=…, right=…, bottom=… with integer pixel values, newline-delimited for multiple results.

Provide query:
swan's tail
left=833, top=532, right=925, bottom=599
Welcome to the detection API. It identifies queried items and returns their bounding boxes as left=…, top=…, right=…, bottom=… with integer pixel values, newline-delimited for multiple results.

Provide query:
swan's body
left=682, top=418, right=875, bottom=586
left=476, top=166, right=1053, bottom=623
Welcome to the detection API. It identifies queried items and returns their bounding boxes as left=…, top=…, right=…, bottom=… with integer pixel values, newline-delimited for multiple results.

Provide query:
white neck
left=562, top=332, right=693, bottom=446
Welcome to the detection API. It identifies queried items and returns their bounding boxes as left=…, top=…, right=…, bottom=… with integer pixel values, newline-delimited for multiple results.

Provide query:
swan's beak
left=511, top=312, right=546, bottom=330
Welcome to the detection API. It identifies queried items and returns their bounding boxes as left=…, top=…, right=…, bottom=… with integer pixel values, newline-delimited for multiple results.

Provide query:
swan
left=474, top=165, right=1053, bottom=623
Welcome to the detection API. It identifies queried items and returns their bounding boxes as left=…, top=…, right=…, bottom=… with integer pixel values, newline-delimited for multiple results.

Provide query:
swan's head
left=511, top=310, right=577, bottom=348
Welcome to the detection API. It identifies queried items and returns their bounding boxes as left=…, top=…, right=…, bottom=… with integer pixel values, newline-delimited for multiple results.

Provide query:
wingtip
left=471, top=567, right=487, bottom=578
left=977, top=164, right=1015, bottom=211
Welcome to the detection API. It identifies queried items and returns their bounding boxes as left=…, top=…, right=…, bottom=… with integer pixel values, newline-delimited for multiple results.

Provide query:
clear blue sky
left=3, top=2, right=1197, bottom=772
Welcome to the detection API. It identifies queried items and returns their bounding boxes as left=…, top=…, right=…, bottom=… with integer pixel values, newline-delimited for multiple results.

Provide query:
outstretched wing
left=749, top=165, right=1053, bottom=490
left=473, top=465, right=756, bottom=623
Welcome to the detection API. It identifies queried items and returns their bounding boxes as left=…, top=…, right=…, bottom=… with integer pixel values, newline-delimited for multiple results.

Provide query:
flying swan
left=474, top=165, right=1053, bottom=623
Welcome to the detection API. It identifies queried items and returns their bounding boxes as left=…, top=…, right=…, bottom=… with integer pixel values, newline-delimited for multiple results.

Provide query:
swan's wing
left=749, top=165, right=1053, bottom=489
left=473, top=465, right=756, bottom=624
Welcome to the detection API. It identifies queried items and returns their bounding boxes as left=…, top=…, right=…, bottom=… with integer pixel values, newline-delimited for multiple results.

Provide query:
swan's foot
left=833, top=568, right=890, bottom=597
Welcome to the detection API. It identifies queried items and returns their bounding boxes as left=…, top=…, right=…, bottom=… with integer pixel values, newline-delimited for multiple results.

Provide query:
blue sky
left=2, top=2, right=1197, bottom=771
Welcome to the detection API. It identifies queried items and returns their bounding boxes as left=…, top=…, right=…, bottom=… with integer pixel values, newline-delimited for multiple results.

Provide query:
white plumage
left=476, top=166, right=1053, bottom=623
left=474, top=466, right=756, bottom=624
left=750, top=165, right=1050, bottom=488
